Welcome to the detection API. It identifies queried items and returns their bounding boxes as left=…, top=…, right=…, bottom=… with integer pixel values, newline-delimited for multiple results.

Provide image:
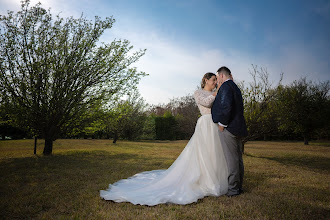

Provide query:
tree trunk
left=34, top=136, right=37, bottom=154
left=43, top=138, right=53, bottom=155
left=113, top=133, right=118, bottom=143
left=304, top=136, right=309, bottom=145
left=1, top=134, right=5, bottom=140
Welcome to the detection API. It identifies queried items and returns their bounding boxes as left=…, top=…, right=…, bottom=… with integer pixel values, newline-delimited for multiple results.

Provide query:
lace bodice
left=194, top=89, right=215, bottom=115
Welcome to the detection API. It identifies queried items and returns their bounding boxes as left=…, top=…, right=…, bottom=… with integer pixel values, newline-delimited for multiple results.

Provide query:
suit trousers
left=218, top=128, right=244, bottom=195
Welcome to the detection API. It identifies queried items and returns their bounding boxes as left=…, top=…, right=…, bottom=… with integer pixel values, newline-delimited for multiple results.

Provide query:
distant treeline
left=1, top=1, right=328, bottom=156
left=2, top=74, right=329, bottom=145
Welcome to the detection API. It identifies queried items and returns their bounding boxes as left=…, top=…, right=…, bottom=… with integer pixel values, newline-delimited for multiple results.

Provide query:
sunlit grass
left=0, top=139, right=329, bottom=219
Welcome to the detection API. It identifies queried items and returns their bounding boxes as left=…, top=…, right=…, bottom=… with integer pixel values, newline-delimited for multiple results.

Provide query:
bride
left=100, top=72, right=228, bottom=206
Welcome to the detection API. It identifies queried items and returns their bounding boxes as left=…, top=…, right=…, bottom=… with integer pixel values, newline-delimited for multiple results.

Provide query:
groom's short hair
left=217, top=66, right=231, bottom=76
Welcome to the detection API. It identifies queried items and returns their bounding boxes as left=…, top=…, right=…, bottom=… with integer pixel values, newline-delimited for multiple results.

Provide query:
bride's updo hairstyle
left=201, top=72, right=216, bottom=88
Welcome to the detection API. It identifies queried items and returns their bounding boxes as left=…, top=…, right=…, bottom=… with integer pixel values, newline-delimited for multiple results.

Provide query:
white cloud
left=276, top=45, right=329, bottom=84
left=0, top=0, right=20, bottom=14
left=2, top=0, right=325, bottom=106
left=108, top=26, right=272, bottom=104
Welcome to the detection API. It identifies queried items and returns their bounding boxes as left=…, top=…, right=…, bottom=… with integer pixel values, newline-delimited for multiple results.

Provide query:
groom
left=211, top=66, right=248, bottom=197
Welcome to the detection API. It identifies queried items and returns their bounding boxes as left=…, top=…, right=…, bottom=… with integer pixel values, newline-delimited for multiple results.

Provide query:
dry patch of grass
left=0, top=139, right=329, bottom=219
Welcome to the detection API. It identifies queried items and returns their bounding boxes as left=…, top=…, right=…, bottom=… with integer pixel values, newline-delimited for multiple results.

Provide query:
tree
left=277, top=78, right=330, bottom=145
left=0, top=104, right=27, bottom=140
left=154, top=111, right=177, bottom=140
left=67, top=99, right=106, bottom=139
left=166, top=95, right=199, bottom=139
left=0, top=0, right=146, bottom=154
left=149, top=94, right=200, bottom=140
left=117, top=91, right=148, bottom=141
left=140, top=114, right=156, bottom=140
left=104, top=91, right=148, bottom=143
left=240, top=65, right=283, bottom=143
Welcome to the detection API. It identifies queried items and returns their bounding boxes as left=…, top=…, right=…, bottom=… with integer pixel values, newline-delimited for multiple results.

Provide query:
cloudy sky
left=1, top=0, right=329, bottom=104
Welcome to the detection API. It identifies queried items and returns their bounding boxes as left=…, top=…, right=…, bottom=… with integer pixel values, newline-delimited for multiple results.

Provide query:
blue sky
left=1, top=0, right=329, bottom=104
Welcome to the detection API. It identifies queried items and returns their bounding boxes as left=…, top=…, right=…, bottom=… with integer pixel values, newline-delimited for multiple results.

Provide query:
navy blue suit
left=211, top=79, right=247, bottom=196
left=211, top=80, right=247, bottom=137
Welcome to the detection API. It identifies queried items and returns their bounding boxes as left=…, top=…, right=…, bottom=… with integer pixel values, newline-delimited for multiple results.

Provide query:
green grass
left=0, top=139, right=329, bottom=219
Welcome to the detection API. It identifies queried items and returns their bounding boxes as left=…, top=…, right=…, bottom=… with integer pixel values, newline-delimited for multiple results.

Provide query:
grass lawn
left=0, top=139, right=329, bottom=219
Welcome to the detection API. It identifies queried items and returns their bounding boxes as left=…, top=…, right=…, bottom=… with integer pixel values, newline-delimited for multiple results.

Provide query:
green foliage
left=0, top=0, right=146, bottom=153
left=154, top=111, right=177, bottom=140
left=140, top=115, right=156, bottom=140
left=240, top=65, right=283, bottom=142
left=168, top=95, right=199, bottom=139
left=0, top=104, right=27, bottom=139
left=102, top=91, right=148, bottom=142
left=241, top=65, right=329, bottom=143
left=277, top=78, right=330, bottom=144
left=150, top=94, right=199, bottom=140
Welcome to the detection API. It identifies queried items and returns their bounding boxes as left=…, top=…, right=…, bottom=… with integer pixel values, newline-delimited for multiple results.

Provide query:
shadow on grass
left=253, top=184, right=330, bottom=219
left=245, top=153, right=330, bottom=173
left=243, top=170, right=269, bottom=193
left=0, top=151, right=170, bottom=219
left=310, top=142, right=330, bottom=147
left=1, top=150, right=329, bottom=219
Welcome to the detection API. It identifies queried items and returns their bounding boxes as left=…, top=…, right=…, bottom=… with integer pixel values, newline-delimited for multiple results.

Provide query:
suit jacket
left=211, top=80, right=248, bottom=137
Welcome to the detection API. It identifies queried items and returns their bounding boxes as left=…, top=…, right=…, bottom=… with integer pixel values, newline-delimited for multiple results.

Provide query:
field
left=0, top=139, right=329, bottom=219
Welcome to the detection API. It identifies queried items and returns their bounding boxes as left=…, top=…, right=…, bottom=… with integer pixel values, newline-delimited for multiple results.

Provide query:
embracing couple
left=100, top=66, right=248, bottom=205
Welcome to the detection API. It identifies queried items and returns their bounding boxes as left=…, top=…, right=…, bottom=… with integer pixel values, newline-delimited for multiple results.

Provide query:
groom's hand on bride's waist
left=218, top=125, right=224, bottom=132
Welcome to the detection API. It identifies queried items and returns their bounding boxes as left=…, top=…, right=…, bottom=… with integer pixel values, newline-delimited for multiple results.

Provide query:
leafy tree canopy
left=0, top=0, right=147, bottom=154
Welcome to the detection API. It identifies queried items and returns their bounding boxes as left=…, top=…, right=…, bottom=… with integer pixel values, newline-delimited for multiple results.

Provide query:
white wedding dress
left=100, top=89, right=228, bottom=206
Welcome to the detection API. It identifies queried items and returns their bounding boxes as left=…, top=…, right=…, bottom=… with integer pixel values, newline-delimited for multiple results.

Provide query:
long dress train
left=100, top=89, right=228, bottom=206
